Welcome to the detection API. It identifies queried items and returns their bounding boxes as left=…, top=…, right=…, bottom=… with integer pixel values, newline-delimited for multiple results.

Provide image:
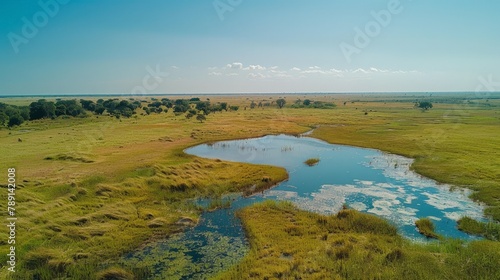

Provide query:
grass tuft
left=458, top=216, right=500, bottom=241
left=415, top=218, right=441, bottom=239
left=304, top=157, right=320, bottom=166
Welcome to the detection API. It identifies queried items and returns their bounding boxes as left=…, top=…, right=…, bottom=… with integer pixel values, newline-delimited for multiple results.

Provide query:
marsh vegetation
left=1, top=93, right=499, bottom=279
left=304, top=157, right=320, bottom=166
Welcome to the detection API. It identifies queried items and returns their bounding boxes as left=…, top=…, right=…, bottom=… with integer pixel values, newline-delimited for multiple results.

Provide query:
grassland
left=217, top=201, right=500, bottom=280
left=0, top=93, right=499, bottom=278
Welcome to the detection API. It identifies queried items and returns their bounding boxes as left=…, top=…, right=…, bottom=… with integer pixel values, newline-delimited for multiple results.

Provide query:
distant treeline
left=291, top=99, right=336, bottom=109
left=2, top=96, right=339, bottom=128
left=0, top=97, right=240, bottom=127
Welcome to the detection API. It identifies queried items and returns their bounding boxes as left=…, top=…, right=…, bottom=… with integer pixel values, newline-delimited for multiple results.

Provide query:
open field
left=0, top=93, right=499, bottom=278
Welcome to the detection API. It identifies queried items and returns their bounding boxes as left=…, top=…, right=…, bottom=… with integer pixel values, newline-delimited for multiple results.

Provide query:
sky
left=1, top=0, right=499, bottom=95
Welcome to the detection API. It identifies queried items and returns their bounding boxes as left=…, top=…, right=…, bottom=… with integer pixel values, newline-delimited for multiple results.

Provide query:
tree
left=303, top=99, right=311, bottom=106
left=229, top=105, right=239, bottom=111
left=0, top=112, right=8, bottom=126
left=417, top=101, right=433, bottom=110
left=29, top=99, right=56, bottom=120
left=80, top=99, right=96, bottom=111
left=250, top=101, right=257, bottom=109
left=196, top=114, right=206, bottom=123
left=55, top=104, right=67, bottom=116
left=132, top=101, right=142, bottom=109
left=148, top=101, right=162, bottom=108
left=55, top=100, right=84, bottom=117
left=276, top=98, right=286, bottom=109
left=95, top=105, right=106, bottom=115
left=173, top=105, right=188, bottom=115
left=174, top=99, right=190, bottom=114
left=195, top=101, right=211, bottom=115
left=220, top=102, right=228, bottom=111
left=8, top=113, right=23, bottom=127
left=162, top=99, right=173, bottom=108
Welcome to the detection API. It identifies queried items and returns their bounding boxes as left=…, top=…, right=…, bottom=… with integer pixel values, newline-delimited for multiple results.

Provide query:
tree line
left=0, top=97, right=242, bottom=127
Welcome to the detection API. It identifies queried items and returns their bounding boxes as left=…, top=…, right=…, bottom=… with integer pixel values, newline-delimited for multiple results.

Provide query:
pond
left=125, top=134, right=485, bottom=279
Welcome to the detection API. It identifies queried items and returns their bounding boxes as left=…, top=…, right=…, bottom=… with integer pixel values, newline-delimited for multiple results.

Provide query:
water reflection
left=126, top=134, right=485, bottom=279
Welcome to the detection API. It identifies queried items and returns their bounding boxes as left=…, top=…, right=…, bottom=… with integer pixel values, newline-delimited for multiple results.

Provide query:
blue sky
left=1, top=0, right=499, bottom=95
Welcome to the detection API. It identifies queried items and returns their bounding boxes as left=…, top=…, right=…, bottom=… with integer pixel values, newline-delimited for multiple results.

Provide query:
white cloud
left=226, top=62, right=243, bottom=70
left=248, top=73, right=266, bottom=79
left=353, top=68, right=370, bottom=74
left=270, top=66, right=279, bottom=70
left=290, top=67, right=301, bottom=71
left=209, top=72, right=222, bottom=76
left=272, top=73, right=291, bottom=78
left=392, top=70, right=408, bottom=74
left=244, top=64, right=266, bottom=71
left=329, top=68, right=343, bottom=73
left=370, top=67, right=389, bottom=73
left=226, top=73, right=239, bottom=76
left=171, top=66, right=179, bottom=70
left=301, top=69, right=327, bottom=74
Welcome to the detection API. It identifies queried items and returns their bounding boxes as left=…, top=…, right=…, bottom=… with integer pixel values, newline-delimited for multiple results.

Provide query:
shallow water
left=126, top=134, right=485, bottom=279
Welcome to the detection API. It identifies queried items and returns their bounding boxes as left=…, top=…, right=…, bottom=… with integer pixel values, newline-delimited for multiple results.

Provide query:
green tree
left=417, top=101, right=433, bottom=110
left=148, top=101, right=162, bottom=108
left=195, top=101, right=211, bottom=115
left=95, top=105, right=106, bottom=115
left=303, top=99, right=311, bottom=106
left=29, top=99, right=56, bottom=120
left=80, top=99, right=96, bottom=111
left=8, top=113, right=23, bottom=127
left=276, top=98, right=286, bottom=109
left=0, top=112, right=8, bottom=126
left=55, top=104, right=67, bottom=116
left=196, top=114, right=206, bottom=123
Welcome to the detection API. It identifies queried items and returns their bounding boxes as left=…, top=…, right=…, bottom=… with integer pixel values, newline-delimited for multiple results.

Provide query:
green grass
left=304, top=157, right=320, bottom=166
left=0, top=93, right=499, bottom=278
left=216, top=201, right=500, bottom=280
left=415, top=218, right=441, bottom=239
left=458, top=217, right=500, bottom=241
